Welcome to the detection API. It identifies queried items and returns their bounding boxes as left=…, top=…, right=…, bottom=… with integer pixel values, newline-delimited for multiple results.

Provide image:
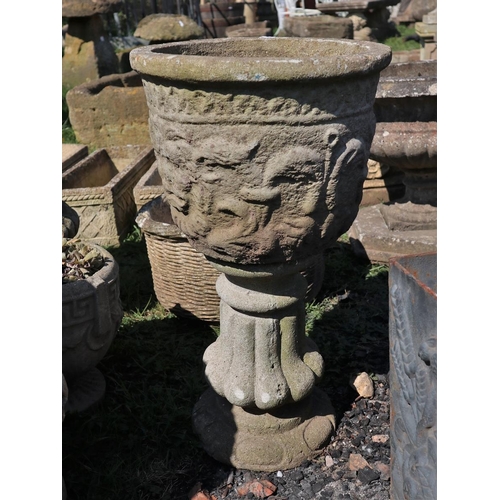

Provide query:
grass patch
left=382, top=23, right=421, bottom=52
left=63, top=228, right=389, bottom=499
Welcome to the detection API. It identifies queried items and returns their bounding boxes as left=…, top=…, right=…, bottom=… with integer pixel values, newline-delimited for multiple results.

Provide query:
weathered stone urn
left=62, top=244, right=123, bottom=412
left=130, top=37, right=391, bottom=471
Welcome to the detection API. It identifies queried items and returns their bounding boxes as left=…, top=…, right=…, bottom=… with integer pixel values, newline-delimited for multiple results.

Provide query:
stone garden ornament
left=130, top=37, right=391, bottom=471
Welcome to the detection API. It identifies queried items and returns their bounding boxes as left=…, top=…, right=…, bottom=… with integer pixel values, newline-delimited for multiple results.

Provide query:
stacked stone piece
left=62, top=0, right=122, bottom=89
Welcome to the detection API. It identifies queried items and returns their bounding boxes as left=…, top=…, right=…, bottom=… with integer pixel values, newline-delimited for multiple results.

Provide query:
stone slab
left=62, top=144, right=88, bottom=172
left=62, top=145, right=155, bottom=247
left=226, top=21, right=273, bottom=37
left=316, top=0, right=399, bottom=14
left=66, top=71, right=151, bottom=149
left=284, top=15, right=353, bottom=38
left=347, top=204, right=436, bottom=263
left=390, top=49, right=422, bottom=64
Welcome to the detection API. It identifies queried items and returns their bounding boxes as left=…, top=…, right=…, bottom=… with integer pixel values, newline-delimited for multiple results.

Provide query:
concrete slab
left=348, top=204, right=437, bottom=263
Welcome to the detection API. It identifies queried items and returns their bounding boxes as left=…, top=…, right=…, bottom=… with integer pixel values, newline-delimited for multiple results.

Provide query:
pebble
left=357, top=467, right=381, bottom=485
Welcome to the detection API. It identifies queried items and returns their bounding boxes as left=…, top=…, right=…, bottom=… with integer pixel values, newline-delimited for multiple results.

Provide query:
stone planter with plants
left=62, top=222, right=123, bottom=413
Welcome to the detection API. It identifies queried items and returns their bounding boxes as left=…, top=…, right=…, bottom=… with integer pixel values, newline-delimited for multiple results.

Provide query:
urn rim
left=62, top=243, right=118, bottom=299
left=130, top=37, right=392, bottom=83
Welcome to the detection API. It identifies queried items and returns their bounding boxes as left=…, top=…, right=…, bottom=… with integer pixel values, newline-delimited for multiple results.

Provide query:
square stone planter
left=389, top=252, right=437, bottom=500
left=66, top=71, right=151, bottom=150
left=133, top=160, right=163, bottom=212
left=62, top=145, right=155, bottom=247
left=62, top=144, right=88, bottom=172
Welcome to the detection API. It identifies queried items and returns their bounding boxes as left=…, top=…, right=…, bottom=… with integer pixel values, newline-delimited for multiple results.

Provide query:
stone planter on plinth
left=130, top=37, right=391, bottom=471
left=62, top=244, right=123, bottom=412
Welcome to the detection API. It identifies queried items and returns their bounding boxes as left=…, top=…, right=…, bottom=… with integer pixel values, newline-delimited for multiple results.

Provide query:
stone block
left=284, top=15, right=353, bottom=39
left=62, top=145, right=155, bottom=247
left=62, top=0, right=122, bottom=17
left=134, top=13, right=204, bottom=43
left=66, top=71, right=151, bottom=149
left=62, top=15, right=119, bottom=90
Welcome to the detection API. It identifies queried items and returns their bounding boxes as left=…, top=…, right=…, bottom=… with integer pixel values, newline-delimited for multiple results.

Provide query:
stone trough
left=66, top=71, right=151, bottom=150
left=62, top=145, right=155, bottom=247
left=62, top=144, right=88, bottom=172
left=133, top=161, right=163, bottom=212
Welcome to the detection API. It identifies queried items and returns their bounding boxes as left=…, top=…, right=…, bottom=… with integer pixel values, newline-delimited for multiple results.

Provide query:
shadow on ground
left=62, top=234, right=389, bottom=500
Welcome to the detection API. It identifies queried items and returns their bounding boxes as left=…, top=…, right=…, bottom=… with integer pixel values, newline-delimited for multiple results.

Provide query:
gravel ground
left=192, top=375, right=391, bottom=500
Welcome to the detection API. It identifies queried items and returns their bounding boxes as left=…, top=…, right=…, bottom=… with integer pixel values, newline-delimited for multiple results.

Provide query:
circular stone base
left=192, top=387, right=335, bottom=472
left=348, top=204, right=437, bottom=264
left=65, top=367, right=106, bottom=414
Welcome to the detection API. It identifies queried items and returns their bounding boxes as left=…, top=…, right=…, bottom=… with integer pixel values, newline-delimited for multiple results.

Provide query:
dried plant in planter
left=62, top=238, right=106, bottom=284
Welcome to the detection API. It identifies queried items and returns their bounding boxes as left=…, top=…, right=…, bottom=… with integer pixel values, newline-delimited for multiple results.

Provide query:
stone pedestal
left=194, top=258, right=335, bottom=470
left=315, top=0, right=400, bottom=40
left=62, top=0, right=122, bottom=89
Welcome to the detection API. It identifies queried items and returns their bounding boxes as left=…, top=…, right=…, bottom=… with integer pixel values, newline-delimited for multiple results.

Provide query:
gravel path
left=194, top=375, right=391, bottom=500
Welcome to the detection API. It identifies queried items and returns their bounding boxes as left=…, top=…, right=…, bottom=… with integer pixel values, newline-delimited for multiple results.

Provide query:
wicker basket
left=136, top=196, right=324, bottom=323
left=136, top=196, right=221, bottom=322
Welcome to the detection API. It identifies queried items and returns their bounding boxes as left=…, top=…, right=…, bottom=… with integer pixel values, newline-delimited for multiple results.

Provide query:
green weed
left=382, top=24, right=421, bottom=52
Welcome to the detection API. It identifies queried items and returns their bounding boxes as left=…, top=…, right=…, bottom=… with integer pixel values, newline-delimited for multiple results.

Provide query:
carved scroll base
left=192, top=387, right=335, bottom=472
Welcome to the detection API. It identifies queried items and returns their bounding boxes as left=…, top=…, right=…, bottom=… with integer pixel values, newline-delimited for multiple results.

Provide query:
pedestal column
left=193, top=257, right=336, bottom=471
